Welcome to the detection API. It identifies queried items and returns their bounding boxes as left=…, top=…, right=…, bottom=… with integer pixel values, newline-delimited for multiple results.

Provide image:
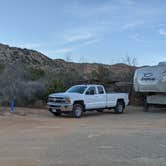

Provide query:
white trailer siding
left=134, top=62, right=166, bottom=92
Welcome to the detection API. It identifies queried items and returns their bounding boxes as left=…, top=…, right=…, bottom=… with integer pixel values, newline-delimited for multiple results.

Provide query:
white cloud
left=63, top=0, right=165, bottom=43
left=44, top=38, right=100, bottom=59
left=3, top=42, right=44, bottom=50
left=49, top=48, right=73, bottom=54
left=122, top=21, right=144, bottom=30
left=64, top=2, right=117, bottom=17
left=14, top=1, right=164, bottom=63
left=129, top=34, right=145, bottom=43
left=65, top=32, right=95, bottom=43
left=159, top=28, right=166, bottom=36
left=82, top=39, right=100, bottom=45
left=113, top=0, right=134, bottom=6
left=19, top=43, right=43, bottom=49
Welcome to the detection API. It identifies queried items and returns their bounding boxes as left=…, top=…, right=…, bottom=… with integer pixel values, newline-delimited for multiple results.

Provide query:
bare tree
left=121, top=54, right=138, bottom=81
left=121, top=54, right=138, bottom=103
left=122, top=54, right=137, bottom=67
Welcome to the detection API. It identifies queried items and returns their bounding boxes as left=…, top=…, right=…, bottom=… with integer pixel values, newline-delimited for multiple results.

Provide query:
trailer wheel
left=114, top=101, right=124, bottom=114
left=144, top=102, right=149, bottom=112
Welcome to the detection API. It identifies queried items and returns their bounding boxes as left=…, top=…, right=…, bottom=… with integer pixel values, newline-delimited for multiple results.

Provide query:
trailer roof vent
left=158, top=62, right=166, bottom=66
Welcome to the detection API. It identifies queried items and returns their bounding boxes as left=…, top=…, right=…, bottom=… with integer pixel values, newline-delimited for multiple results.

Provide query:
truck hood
left=49, top=92, right=83, bottom=101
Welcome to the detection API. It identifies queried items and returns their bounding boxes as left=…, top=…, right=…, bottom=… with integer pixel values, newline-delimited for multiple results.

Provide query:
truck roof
left=75, top=84, right=103, bottom=86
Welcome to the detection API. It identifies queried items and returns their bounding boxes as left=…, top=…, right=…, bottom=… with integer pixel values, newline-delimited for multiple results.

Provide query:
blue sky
left=0, top=0, right=166, bottom=66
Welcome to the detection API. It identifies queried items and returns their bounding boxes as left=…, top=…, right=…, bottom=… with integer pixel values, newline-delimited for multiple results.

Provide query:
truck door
left=96, top=86, right=107, bottom=108
left=84, top=86, right=98, bottom=109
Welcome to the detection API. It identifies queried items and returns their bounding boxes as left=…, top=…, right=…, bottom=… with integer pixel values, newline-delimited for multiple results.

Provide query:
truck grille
left=48, top=97, right=66, bottom=103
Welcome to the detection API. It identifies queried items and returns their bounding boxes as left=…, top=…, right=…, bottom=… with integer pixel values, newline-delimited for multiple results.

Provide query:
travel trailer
left=134, top=62, right=166, bottom=111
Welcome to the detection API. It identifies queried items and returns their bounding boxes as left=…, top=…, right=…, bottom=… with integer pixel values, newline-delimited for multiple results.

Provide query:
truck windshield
left=67, top=86, right=87, bottom=94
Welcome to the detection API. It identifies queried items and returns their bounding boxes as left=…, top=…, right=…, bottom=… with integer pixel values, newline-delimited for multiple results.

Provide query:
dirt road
left=0, top=106, right=166, bottom=166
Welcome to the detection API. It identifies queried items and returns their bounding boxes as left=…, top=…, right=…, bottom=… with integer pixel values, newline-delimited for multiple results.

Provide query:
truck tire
left=49, top=108, right=61, bottom=117
left=73, top=103, right=84, bottom=118
left=144, top=102, right=149, bottom=112
left=114, top=101, right=124, bottom=114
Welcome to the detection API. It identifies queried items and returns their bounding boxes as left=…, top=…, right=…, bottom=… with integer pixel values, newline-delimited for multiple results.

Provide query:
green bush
left=44, top=79, right=66, bottom=101
left=30, top=68, right=45, bottom=81
left=0, top=64, right=5, bottom=73
left=47, top=79, right=65, bottom=93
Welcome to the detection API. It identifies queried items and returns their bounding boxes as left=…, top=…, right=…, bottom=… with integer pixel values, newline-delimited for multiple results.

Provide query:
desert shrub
left=32, top=59, right=40, bottom=65
left=47, top=79, right=65, bottom=93
left=29, top=68, right=45, bottom=81
left=23, top=49, right=31, bottom=55
left=0, top=64, right=5, bottom=73
left=13, top=81, right=46, bottom=106
left=88, top=66, right=113, bottom=84
left=65, top=70, right=84, bottom=86
left=44, top=79, right=66, bottom=101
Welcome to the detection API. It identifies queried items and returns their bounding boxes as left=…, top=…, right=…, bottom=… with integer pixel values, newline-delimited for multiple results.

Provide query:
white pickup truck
left=47, top=84, right=129, bottom=118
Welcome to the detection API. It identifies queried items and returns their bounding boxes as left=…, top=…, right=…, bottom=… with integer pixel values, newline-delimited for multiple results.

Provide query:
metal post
left=10, top=98, right=15, bottom=113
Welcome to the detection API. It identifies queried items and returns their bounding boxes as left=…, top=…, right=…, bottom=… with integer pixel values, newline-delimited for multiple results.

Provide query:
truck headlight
left=65, top=97, right=71, bottom=104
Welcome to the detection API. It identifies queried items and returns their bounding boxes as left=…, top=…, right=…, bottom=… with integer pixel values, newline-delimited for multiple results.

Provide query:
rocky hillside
left=0, top=43, right=136, bottom=107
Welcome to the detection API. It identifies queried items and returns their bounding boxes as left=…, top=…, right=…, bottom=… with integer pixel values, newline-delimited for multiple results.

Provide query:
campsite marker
left=10, top=99, right=15, bottom=113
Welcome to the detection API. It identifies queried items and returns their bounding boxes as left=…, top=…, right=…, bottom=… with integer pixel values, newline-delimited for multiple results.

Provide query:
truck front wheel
left=73, top=104, right=84, bottom=118
left=49, top=108, right=61, bottom=117
left=114, top=101, right=124, bottom=114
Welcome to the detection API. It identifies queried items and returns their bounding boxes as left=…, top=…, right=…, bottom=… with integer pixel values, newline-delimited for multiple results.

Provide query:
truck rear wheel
left=114, top=101, right=124, bottom=114
left=73, top=104, right=83, bottom=118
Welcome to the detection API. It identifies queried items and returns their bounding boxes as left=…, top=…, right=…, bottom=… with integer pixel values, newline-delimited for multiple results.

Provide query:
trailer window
left=97, top=86, right=104, bottom=94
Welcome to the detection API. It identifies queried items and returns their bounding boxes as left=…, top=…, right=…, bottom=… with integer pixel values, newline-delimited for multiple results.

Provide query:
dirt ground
left=0, top=106, right=166, bottom=166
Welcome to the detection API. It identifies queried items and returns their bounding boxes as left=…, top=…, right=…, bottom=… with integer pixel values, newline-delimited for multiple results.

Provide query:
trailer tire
left=144, top=103, right=149, bottom=112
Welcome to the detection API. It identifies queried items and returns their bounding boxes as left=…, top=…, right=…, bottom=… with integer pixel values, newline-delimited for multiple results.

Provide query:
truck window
left=67, top=85, right=87, bottom=94
left=97, top=86, right=104, bottom=94
left=86, top=87, right=96, bottom=95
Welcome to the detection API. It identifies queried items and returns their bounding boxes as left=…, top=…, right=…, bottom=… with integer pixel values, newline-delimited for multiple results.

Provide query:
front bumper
left=47, top=102, right=73, bottom=112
